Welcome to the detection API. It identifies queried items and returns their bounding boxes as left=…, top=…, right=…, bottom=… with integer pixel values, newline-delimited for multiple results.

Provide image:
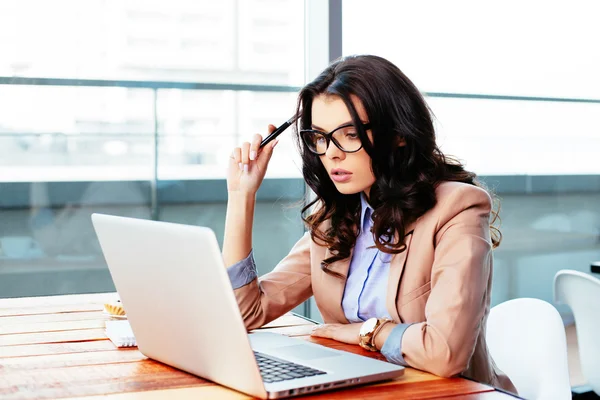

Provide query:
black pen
left=259, top=114, right=299, bottom=148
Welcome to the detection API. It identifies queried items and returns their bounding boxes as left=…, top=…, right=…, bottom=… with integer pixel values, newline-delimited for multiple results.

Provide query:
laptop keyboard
left=254, top=351, right=327, bottom=383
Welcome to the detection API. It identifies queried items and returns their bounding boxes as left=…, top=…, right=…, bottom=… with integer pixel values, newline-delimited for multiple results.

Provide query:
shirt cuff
left=381, top=323, right=412, bottom=366
left=226, top=250, right=258, bottom=289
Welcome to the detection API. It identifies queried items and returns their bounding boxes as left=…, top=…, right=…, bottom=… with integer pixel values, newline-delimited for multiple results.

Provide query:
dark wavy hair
left=293, top=55, right=501, bottom=278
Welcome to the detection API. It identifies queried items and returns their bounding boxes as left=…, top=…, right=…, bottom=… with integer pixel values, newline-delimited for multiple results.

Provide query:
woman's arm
left=377, top=185, right=493, bottom=377
left=222, top=126, right=276, bottom=266
left=223, top=192, right=256, bottom=267
left=222, top=125, right=313, bottom=330
left=233, top=233, right=314, bottom=330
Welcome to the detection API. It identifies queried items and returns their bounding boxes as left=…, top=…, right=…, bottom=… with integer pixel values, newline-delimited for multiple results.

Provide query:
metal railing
left=0, top=77, right=302, bottom=218
left=1, top=76, right=600, bottom=217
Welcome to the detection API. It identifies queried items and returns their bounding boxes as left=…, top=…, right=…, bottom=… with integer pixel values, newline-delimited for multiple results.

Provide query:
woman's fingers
left=231, top=147, right=242, bottom=169
left=311, top=324, right=333, bottom=338
left=234, top=124, right=279, bottom=173
left=240, top=142, right=251, bottom=171
left=249, top=134, right=262, bottom=161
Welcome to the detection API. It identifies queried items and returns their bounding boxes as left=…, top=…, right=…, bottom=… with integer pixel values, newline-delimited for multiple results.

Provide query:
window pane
left=343, top=0, right=600, bottom=99
left=343, top=0, right=600, bottom=175
left=0, top=86, right=155, bottom=182
left=0, top=0, right=306, bottom=300
left=429, top=97, right=600, bottom=175
left=0, top=0, right=305, bottom=86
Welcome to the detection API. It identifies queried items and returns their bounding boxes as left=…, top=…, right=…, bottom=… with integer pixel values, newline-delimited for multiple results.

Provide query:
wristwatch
left=359, top=317, right=391, bottom=351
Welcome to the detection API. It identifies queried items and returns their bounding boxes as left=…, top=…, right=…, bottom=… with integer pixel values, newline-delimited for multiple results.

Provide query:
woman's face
left=311, top=94, right=376, bottom=198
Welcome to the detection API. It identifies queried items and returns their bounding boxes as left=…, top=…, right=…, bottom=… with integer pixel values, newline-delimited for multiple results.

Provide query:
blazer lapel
left=386, top=220, right=416, bottom=323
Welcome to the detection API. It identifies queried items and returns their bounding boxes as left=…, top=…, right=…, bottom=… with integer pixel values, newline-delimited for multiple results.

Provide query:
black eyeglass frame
left=300, top=122, right=371, bottom=155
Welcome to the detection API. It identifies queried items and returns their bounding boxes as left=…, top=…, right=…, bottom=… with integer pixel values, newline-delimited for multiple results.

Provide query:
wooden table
left=0, top=293, right=518, bottom=399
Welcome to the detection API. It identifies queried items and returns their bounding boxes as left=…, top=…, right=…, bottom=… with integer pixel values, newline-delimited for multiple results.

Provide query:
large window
left=0, top=0, right=305, bottom=182
left=0, top=0, right=305, bottom=84
left=343, top=0, right=600, bottom=175
left=0, top=0, right=309, bottom=298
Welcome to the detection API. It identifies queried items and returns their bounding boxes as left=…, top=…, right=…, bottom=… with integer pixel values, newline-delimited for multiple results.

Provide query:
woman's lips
left=330, top=169, right=352, bottom=183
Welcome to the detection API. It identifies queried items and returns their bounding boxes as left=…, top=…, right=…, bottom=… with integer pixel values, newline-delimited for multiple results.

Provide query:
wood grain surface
left=0, top=293, right=517, bottom=400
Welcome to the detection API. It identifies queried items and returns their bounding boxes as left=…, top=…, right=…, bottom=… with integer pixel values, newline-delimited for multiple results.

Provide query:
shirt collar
left=360, top=192, right=374, bottom=231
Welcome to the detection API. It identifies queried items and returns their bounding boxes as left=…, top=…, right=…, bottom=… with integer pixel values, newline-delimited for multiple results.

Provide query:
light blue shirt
left=342, top=194, right=393, bottom=322
left=227, top=194, right=411, bottom=366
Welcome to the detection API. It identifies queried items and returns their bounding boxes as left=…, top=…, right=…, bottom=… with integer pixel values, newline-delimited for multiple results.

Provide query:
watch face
left=360, top=317, right=377, bottom=335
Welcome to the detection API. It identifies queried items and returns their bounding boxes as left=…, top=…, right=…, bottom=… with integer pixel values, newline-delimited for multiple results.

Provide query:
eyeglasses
left=300, top=122, right=370, bottom=155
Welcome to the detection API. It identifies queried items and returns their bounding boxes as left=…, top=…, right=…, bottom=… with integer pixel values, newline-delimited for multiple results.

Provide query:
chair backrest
left=554, top=269, right=600, bottom=395
left=486, top=298, right=571, bottom=400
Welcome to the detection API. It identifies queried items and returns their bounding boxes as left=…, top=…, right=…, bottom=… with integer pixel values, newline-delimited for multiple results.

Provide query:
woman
left=223, top=55, right=516, bottom=393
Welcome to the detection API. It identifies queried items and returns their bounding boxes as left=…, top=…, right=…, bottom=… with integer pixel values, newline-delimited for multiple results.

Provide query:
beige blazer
left=233, top=181, right=515, bottom=392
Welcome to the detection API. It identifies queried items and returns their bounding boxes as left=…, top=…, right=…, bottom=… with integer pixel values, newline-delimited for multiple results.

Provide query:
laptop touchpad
left=274, top=344, right=342, bottom=361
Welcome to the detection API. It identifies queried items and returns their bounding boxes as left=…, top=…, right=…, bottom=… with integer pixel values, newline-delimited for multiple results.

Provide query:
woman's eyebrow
left=311, top=121, right=353, bottom=131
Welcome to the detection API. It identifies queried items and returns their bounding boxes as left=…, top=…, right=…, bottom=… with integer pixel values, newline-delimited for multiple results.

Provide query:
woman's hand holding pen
left=227, top=124, right=279, bottom=194
left=223, top=122, right=285, bottom=265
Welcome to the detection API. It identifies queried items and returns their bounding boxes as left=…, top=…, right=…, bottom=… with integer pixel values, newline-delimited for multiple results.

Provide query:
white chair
left=486, top=298, right=572, bottom=400
left=554, top=269, right=600, bottom=396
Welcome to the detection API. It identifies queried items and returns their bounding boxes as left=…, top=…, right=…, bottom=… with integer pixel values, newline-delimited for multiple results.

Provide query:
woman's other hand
left=310, top=323, right=362, bottom=345
left=227, top=124, right=279, bottom=194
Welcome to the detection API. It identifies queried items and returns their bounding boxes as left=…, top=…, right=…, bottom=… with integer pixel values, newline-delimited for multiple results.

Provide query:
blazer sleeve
left=400, top=185, right=493, bottom=378
left=233, top=232, right=313, bottom=330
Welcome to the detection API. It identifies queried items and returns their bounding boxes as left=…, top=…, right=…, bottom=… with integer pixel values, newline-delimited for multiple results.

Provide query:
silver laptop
left=91, top=213, right=404, bottom=399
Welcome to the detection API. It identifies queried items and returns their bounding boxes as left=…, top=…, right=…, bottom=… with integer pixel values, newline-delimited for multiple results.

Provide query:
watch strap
left=360, top=318, right=391, bottom=351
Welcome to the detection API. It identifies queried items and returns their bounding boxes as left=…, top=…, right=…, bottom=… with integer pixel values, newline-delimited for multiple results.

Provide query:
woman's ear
left=396, top=137, right=407, bottom=147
